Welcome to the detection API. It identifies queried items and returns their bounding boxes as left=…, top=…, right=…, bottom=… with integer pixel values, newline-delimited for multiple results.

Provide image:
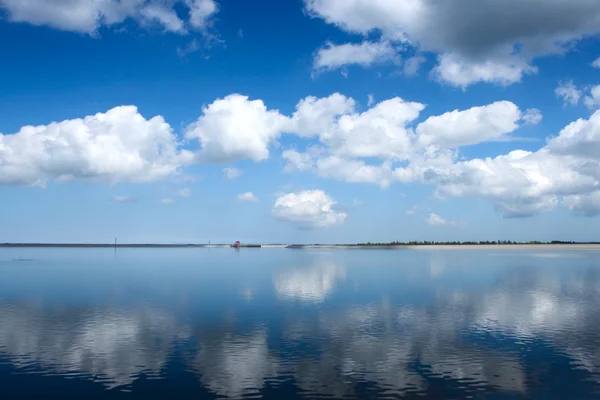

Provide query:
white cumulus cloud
left=316, top=156, right=393, bottom=188
left=5, top=90, right=599, bottom=222
left=522, top=108, right=543, bottom=125
left=0, top=0, right=219, bottom=35
left=416, top=101, right=523, bottom=148
left=556, top=81, right=583, bottom=106
left=272, top=190, right=347, bottom=229
left=283, top=96, right=536, bottom=190
left=291, top=93, right=356, bottom=138
left=279, top=92, right=600, bottom=219
left=186, top=0, right=218, bottom=30
left=282, top=150, right=316, bottom=173
left=319, top=97, right=425, bottom=159
left=185, top=94, right=289, bottom=163
left=0, top=105, right=192, bottom=187
left=237, top=192, right=259, bottom=202
left=432, top=53, right=537, bottom=88
left=367, top=94, right=375, bottom=107
left=403, top=55, right=426, bottom=77
left=546, top=110, right=600, bottom=160
left=584, top=85, right=600, bottom=109
left=422, top=107, right=600, bottom=218
left=138, top=2, right=186, bottom=33
left=305, top=0, right=600, bottom=87
left=563, top=191, right=600, bottom=217
left=313, top=40, right=399, bottom=72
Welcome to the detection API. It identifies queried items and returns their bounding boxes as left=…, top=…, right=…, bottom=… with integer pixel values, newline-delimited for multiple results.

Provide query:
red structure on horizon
left=231, top=240, right=241, bottom=248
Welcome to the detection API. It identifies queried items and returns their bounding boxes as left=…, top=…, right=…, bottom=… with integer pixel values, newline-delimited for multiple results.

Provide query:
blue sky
left=1, top=0, right=600, bottom=244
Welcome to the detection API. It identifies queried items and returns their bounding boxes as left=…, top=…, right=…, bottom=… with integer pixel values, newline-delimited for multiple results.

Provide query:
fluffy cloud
left=185, top=94, right=289, bottom=163
left=191, top=93, right=522, bottom=169
left=563, top=191, right=600, bottom=216
left=183, top=92, right=367, bottom=166
left=426, top=213, right=466, bottom=228
left=546, top=111, right=600, bottom=159
left=283, top=150, right=393, bottom=188
left=272, top=190, right=347, bottom=229
left=282, top=150, right=316, bottom=172
left=283, top=96, right=531, bottom=189
left=318, top=97, right=424, bottom=159
left=280, top=93, right=600, bottom=218
left=291, top=93, right=356, bottom=138
left=138, top=2, right=185, bottom=33
left=186, top=0, right=218, bottom=30
left=422, top=151, right=564, bottom=218
left=415, top=101, right=522, bottom=148
left=0, top=106, right=192, bottom=186
left=316, top=156, right=393, bottom=188
left=522, top=108, right=543, bottom=125
left=556, top=81, right=583, bottom=106
left=367, top=94, right=375, bottom=107
left=223, top=167, right=243, bottom=179
left=6, top=91, right=599, bottom=220
left=4, top=92, right=429, bottom=187
left=0, top=0, right=219, bottom=35
left=313, top=40, right=399, bottom=72
left=584, top=85, right=600, bottom=109
left=403, top=55, right=426, bottom=77
left=593, top=58, right=600, bottom=68
left=237, top=192, right=259, bottom=202
left=305, top=0, right=600, bottom=87
left=421, top=108, right=600, bottom=217
left=432, top=53, right=537, bottom=87
left=555, top=82, right=600, bottom=110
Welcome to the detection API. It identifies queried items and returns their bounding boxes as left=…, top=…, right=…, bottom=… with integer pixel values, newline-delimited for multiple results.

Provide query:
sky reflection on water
left=0, top=248, right=599, bottom=399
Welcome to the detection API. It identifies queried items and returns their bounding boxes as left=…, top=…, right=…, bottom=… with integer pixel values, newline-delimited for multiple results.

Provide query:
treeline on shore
left=357, top=240, right=600, bottom=246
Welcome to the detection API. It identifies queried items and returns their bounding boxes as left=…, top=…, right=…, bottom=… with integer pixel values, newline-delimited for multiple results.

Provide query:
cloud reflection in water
left=273, top=260, right=346, bottom=302
left=0, top=250, right=599, bottom=398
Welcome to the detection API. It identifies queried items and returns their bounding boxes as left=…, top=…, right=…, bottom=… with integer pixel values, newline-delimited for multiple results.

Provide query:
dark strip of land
left=1, top=241, right=599, bottom=248
left=356, top=241, right=600, bottom=246
left=0, top=243, right=257, bottom=248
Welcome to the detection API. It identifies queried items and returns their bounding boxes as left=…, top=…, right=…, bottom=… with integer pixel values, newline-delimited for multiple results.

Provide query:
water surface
left=0, top=248, right=599, bottom=399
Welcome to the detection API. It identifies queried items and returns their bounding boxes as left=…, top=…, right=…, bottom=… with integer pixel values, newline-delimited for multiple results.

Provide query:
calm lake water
left=0, top=248, right=599, bottom=399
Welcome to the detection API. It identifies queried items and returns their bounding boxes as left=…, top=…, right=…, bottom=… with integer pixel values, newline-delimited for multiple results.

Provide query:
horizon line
left=2, top=240, right=600, bottom=248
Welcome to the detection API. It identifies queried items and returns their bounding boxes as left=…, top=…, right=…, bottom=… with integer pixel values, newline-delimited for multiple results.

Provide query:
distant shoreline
left=283, top=244, right=600, bottom=251
left=1, top=243, right=206, bottom=248
left=2, top=243, right=600, bottom=251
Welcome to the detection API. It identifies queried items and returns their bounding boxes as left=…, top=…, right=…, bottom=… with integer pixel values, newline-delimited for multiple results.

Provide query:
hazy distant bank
left=364, top=244, right=600, bottom=251
left=279, top=244, right=600, bottom=251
